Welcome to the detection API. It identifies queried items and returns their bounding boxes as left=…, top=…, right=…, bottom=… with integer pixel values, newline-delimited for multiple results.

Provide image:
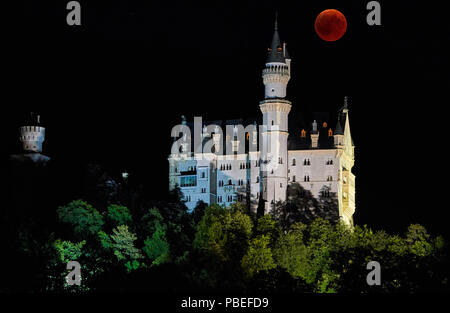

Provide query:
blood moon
left=315, top=9, right=347, bottom=42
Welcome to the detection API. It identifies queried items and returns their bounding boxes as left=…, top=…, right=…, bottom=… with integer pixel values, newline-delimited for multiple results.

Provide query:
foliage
left=241, top=235, right=276, bottom=278
left=54, top=239, right=86, bottom=264
left=143, top=221, right=170, bottom=266
left=57, top=200, right=104, bottom=239
left=17, top=195, right=448, bottom=293
left=107, top=204, right=132, bottom=227
left=108, top=225, right=144, bottom=271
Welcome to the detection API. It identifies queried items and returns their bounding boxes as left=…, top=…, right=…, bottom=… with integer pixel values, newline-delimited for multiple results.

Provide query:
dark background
left=4, top=0, right=449, bottom=238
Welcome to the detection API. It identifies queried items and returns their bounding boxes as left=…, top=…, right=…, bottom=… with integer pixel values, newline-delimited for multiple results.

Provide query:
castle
left=11, top=112, right=50, bottom=164
left=168, top=20, right=356, bottom=225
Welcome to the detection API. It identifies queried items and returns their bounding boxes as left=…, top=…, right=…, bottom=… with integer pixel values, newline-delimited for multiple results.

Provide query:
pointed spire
left=266, top=13, right=285, bottom=64
left=334, top=115, right=344, bottom=135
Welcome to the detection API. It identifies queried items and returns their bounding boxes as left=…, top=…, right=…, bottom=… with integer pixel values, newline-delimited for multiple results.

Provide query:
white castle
left=168, top=20, right=356, bottom=225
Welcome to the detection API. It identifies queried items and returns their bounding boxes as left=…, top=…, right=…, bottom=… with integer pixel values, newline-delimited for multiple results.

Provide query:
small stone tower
left=260, top=16, right=292, bottom=213
left=20, top=112, right=45, bottom=153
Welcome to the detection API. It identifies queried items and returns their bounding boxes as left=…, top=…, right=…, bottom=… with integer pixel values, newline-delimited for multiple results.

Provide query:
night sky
left=5, top=1, right=449, bottom=238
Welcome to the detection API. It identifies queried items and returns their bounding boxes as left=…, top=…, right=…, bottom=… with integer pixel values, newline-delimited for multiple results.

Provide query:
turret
left=20, top=112, right=45, bottom=153
left=262, top=16, right=291, bottom=99
left=260, top=15, right=292, bottom=213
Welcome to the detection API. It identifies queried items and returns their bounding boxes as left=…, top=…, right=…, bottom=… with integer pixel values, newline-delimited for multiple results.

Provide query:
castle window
left=278, top=157, right=282, bottom=164
left=218, top=196, right=222, bottom=203
left=271, top=120, right=274, bottom=125
left=328, top=128, right=333, bottom=137
left=293, top=175, right=296, bottom=182
left=323, top=122, right=328, bottom=128
left=256, top=176, right=259, bottom=183
left=280, top=183, right=283, bottom=188
left=228, top=179, right=232, bottom=185
left=201, top=172, right=205, bottom=178
left=327, top=176, right=333, bottom=181
left=292, top=159, right=296, bottom=166
left=304, top=158, right=311, bottom=166
left=326, top=159, right=333, bottom=165
left=304, top=175, right=310, bottom=182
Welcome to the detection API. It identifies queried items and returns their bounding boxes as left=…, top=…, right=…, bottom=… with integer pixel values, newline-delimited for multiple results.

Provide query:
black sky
left=5, top=0, right=449, bottom=237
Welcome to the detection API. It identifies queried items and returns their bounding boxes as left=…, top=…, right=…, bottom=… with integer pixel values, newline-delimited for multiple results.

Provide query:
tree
left=107, top=204, right=132, bottom=227
left=273, top=222, right=309, bottom=279
left=104, top=225, right=144, bottom=272
left=193, top=204, right=253, bottom=289
left=57, top=200, right=104, bottom=239
left=143, top=221, right=170, bottom=266
left=255, top=214, right=281, bottom=246
left=192, top=200, right=207, bottom=225
left=241, top=235, right=276, bottom=278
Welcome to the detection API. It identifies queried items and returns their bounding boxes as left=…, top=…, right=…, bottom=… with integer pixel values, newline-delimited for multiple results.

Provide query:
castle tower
left=260, top=17, right=292, bottom=213
left=334, top=96, right=356, bottom=226
left=20, top=112, right=45, bottom=153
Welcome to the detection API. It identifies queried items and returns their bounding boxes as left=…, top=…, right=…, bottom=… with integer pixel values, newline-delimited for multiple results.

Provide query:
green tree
left=107, top=204, right=132, bottom=227
left=255, top=215, right=281, bottom=247
left=143, top=221, right=170, bottom=266
left=241, top=235, right=276, bottom=278
left=57, top=200, right=104, bottom=239
left=193, top=204, right=253, bottom=289
left=273, top=222, right=309, bottom=279
left=106, top=225, right=144, bottom=272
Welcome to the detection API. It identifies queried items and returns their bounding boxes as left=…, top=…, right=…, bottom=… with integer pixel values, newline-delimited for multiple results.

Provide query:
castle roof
left=266, top=17, right=286, bottom=64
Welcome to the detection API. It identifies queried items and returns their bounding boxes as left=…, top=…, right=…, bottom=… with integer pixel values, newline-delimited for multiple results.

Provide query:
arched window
left=323, top=122, right=328, bottom=128
left=328, top=128, right=333, bottom=137
left=292, top=175, right=296, bottom=182
left=292, top=159, right=296, bottom=166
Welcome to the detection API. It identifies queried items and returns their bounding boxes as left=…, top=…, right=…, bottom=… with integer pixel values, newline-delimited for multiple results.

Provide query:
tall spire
left=266, top=13, right=285, bottom=63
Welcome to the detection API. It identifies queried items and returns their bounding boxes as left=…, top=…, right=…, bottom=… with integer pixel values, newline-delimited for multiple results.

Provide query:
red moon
left=315, top=9, right=347, bottom=42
